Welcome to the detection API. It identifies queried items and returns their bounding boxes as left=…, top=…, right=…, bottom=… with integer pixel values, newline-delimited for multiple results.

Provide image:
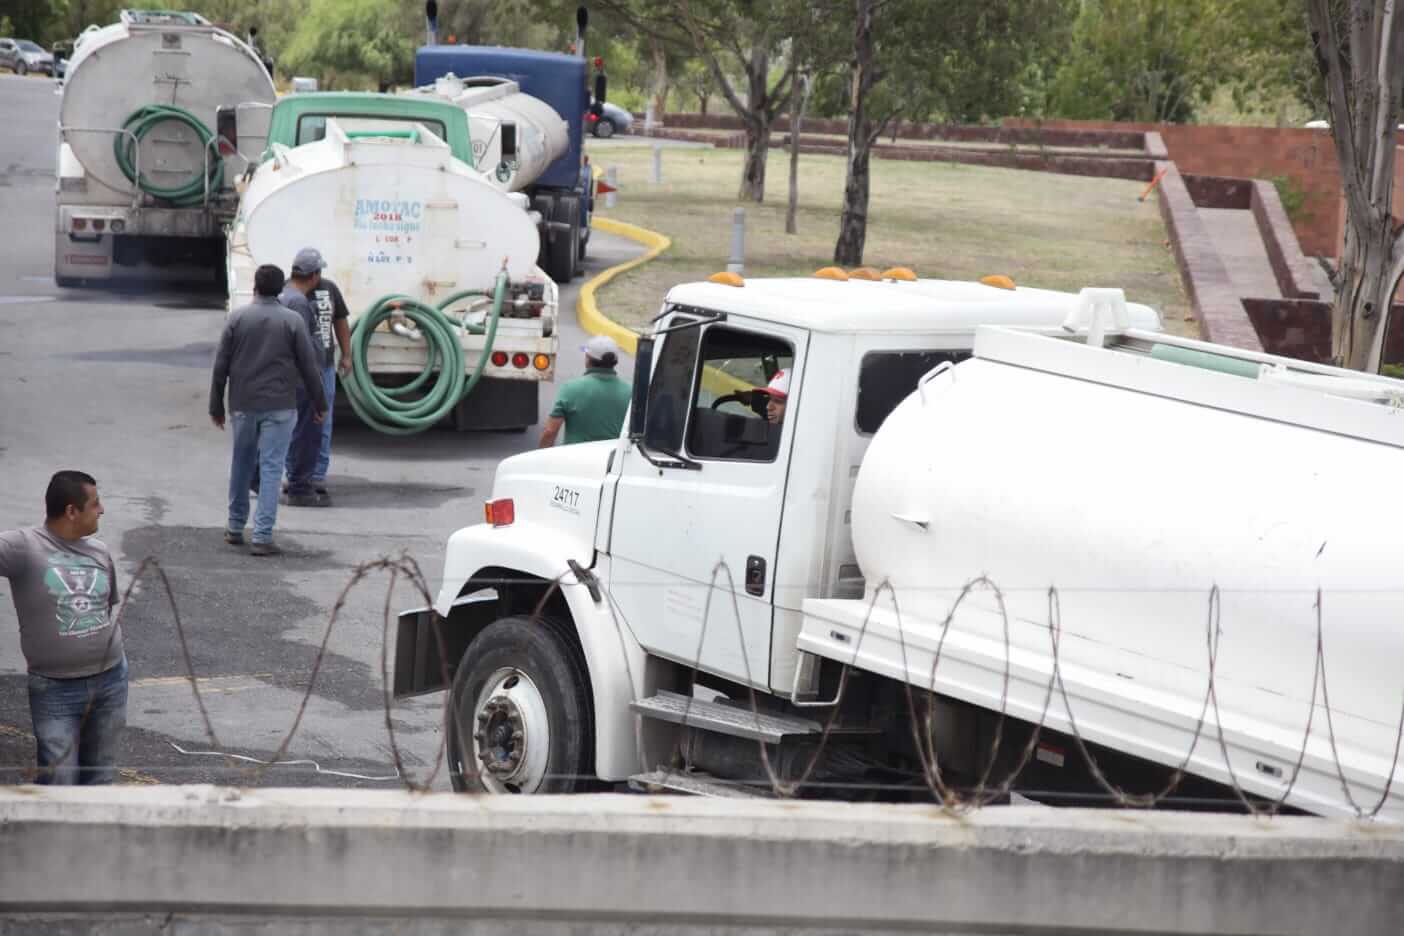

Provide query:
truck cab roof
left=663, top=276, right=1162, bottom=335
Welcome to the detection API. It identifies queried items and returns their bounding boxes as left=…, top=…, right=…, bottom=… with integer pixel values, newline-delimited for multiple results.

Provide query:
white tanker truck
left=395, top=272, right=1404, bottom=821
left=54, top=9, right=274, bottom=287
left=400, top=72, right=582, bottom=285
left=224, top=92, right=558, bottom=433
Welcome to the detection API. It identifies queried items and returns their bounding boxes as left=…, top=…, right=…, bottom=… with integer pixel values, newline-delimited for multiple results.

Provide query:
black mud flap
left=392, top=594, right=496, bottom=699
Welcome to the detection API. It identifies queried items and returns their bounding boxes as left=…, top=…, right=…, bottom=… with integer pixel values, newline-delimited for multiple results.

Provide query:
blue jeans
left=284, top=386, right=323, bottom=498
left=287, top=365, right=336, bottom=485
left=228, top=408, right=296, bottom=543
left=28, top=656, right=128, bottom=785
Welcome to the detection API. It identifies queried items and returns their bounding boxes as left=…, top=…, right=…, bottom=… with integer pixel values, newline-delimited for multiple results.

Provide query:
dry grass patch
left=586, top=142, right=1194, bottom=338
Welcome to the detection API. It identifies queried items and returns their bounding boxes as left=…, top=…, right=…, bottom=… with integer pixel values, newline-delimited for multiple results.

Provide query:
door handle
left=745, top=555, right=766, bottom=597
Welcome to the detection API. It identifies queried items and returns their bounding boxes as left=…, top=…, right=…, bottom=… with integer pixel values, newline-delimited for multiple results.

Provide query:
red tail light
left=484, top=498, right=515, bottom=527
left=491, top=350, right=508, bottom=367
left=511, top=352, right=529, bottom=368
left=92, top=219, right=106, bottom=231
left=73, top=218, right=87, bottom=231
left=587, top=112, right=599, bottom=122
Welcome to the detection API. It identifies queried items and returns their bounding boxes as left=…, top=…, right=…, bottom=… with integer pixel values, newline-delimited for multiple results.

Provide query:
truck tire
left=545, top=196, right=578, bottom=283
left=446, top=615, right=592, bottom=794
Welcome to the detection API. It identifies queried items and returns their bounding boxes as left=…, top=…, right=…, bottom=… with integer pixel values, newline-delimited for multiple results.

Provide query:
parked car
left=588, top=100, right=632, bottom=138
left=0, top=38, right=55, bottom=76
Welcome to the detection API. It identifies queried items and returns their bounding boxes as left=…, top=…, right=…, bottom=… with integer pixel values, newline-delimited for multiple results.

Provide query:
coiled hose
left=341, top=270, right=509, bottom=436
left=113, top=105, right=222, bottom=206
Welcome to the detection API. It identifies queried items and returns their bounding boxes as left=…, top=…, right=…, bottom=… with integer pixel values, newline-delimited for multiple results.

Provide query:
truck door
left=608, top=313, right=808, bottom=688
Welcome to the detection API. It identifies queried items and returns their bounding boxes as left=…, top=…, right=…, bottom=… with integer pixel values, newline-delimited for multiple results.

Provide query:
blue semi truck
left=415, top=45, right=598, bottom=284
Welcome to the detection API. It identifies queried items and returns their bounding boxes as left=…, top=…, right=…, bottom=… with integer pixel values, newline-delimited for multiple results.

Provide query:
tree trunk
left=786, top=74, right=811, bottom=235
left=737, top=45, right=771, bottom=203
left=833, top=127, right=872, bottom=265
left=649, top=39, right=669, bottom=125
left=1335, top=223, right=1400, bottom=370
left=1308, top=0, right=1404, bottom=372
left=834, top=0, right=876, bottom=266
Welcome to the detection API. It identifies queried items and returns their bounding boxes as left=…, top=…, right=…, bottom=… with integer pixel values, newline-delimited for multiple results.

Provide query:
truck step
left=628, top=769, right=772, bottom=799
left=630, top=689, right=822, bottom=744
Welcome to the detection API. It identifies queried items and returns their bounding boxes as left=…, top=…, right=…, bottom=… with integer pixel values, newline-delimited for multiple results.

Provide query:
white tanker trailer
left=403, top=73, right=569, bottom=195
left=396, top=273, right=1404, bottom=819
left=226, top=92, right=559, bottom=434
left=54, top=9, right=274, bottom=287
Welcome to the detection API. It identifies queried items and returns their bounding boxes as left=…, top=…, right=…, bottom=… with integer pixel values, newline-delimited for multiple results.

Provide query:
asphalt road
left=0, top=73, right=642, bottom=789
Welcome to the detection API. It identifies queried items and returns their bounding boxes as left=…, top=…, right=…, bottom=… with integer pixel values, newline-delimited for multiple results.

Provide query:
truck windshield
left=296, top=115, right=448, bottom=146
left=856, top=349, right=969, bottom=434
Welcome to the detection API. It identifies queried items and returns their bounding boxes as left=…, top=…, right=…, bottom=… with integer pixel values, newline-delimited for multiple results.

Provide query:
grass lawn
left=584, top=141, right=1195, bottom=339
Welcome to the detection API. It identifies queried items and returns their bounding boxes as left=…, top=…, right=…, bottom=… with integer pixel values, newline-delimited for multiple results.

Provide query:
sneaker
left=223, top=530, right=245, bottom=546
left=283, top=493, right=321, bottom=508
left=249, top=541, right=283, bottom=557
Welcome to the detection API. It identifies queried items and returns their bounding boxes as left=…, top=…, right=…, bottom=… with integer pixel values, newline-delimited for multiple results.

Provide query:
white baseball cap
left=759, top=369, right=790, bottom=399
left=582, top=335, right=621, bottom=360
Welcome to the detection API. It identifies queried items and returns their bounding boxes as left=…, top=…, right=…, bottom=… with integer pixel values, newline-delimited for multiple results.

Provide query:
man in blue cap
left=538, top=335, right=631, bottom=447
left=280, top=246, right=348, bottom=507
left=284, top=247, right=353, bottom=506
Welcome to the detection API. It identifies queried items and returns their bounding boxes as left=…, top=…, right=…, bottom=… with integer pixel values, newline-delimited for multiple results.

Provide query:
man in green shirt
left=539, top=335, right=632, bottom=447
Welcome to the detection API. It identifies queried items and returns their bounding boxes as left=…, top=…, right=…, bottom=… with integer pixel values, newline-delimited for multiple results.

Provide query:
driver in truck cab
left=759, top=369, right=789, bottom=425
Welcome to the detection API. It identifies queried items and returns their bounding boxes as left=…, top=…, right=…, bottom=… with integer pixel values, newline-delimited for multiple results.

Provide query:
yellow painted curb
left=577, top=191, right=749, bottom=397
left=577, top=216, right=671, bottom=355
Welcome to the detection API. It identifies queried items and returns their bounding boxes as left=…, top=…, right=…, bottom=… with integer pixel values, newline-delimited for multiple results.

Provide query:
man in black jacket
left=209, top=264, right=327, bottom=556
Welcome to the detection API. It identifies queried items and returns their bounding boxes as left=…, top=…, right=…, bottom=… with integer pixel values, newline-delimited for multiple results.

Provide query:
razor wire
left=3, top=552, right=1401, bottom=821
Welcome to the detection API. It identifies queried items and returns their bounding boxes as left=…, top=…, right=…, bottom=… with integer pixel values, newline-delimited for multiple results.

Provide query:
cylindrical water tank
left=406, top=75, right=568, bottom=190
left=230, top=122, right=541, bottom=310
left=60, top=16, right=274, bottom=194
left=852, top=354, right=1404, bottom=769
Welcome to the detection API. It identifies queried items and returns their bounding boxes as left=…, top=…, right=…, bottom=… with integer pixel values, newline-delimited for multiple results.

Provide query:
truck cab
left=227, top=92, right=476, bottom=169
left=395, top=272, right=1165, bottom=796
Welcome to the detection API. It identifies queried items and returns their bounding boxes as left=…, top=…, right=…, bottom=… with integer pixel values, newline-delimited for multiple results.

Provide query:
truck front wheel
left=446, top=615, right=592, bottom=794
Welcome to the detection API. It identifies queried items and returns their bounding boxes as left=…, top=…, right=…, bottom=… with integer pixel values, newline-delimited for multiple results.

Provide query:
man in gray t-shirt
left=0, top=470, right=126, bottom=784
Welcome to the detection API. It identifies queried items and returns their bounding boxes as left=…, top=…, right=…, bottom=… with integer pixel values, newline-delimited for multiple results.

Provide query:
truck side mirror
left=593, top=71, right=607, bottom=106
left=500, top=121, right=517, bottom=161
left=629, top=337, right=655, bottom=440
left=215, top=105, right=237, bottom=155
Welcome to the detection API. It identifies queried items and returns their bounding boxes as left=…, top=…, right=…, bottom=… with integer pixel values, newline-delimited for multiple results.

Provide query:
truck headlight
left=495, top=160, right=514, bottom=184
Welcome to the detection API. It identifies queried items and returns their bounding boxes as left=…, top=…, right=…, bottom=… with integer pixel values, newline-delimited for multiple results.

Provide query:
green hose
left=341, top=270, right=509, bottom=436
left=113, top=104, right=222, bottom=206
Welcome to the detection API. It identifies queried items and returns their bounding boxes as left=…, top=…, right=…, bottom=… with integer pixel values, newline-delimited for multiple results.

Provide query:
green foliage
left=1051, top=0, right=1230, bottom=123
left=1268, top=173, right=1310, bottom=223
left=276, top=0, right=415, bottom=88
left=827, top=0, right=1074, bottom=130
left=6, top=0, right=69, bottom=44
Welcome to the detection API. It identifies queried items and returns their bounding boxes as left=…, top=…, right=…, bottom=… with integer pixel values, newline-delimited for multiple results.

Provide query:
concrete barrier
left=1, top=786, right=1402, bottom=934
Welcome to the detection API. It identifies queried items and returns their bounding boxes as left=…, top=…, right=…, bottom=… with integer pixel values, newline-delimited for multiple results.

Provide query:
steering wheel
left=711, top=391, right=754, bottom=411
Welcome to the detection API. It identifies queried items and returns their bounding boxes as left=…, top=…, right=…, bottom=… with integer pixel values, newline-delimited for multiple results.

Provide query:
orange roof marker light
left=813, top=267, right=849, bottom=281
left=848, top=267, right=882, bottom=281
left=980, top=274, right=1017, bottom=291
left=882, top=266, right=917, bottom=282
left=708, top=271, right=745, bottom=287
